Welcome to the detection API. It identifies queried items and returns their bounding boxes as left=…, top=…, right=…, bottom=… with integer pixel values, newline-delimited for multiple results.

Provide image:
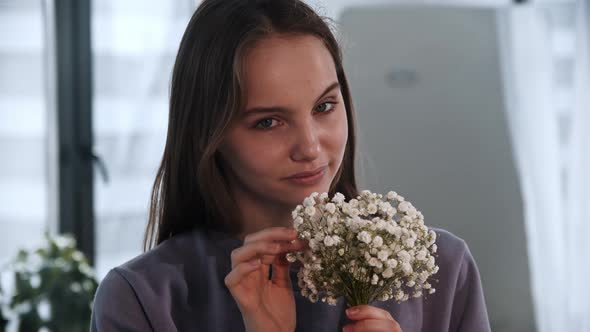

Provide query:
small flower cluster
left=286, top=190, right=439, bottom=307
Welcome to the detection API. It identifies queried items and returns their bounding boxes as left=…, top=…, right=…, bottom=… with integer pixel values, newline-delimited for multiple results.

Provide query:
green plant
left=2, top=233, right=98, bottom=332
left=0, top=283, right=7, bottom=331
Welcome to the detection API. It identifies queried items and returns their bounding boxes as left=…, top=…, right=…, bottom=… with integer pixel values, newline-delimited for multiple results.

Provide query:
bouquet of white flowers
left=286, top=190, right=439, bottom=307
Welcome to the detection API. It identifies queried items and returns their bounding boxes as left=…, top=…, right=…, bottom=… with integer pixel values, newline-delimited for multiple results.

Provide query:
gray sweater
left=91, top=227, right=491, bottom=331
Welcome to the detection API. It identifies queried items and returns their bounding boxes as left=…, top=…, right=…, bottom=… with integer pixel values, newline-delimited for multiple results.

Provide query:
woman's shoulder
left=97, top=229, right=216, bottom=295
left=92, top=228, right=236, bottom=330
left=427, top=227, right=478, bottom=281
left=119, top=229, right=207, bottom=271
left=98, top=227, right=240, bottom=290
left=429, top=227, right=470, bottom=260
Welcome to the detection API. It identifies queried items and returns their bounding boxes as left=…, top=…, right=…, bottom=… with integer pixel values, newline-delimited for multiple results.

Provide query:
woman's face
left=218, top=34, right=348, bottom=209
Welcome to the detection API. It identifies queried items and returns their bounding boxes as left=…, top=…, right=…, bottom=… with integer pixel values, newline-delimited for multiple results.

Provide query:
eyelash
left=253, top=101, right=338, bottom=130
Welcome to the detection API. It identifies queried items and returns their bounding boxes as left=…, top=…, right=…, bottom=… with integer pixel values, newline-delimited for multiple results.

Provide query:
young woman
left=91, top=0, right=492, bottom=331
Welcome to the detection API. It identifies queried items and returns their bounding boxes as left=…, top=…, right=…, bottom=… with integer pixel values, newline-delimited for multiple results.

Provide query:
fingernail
left=251, top=259, right=260, bottom=267
left=346, top=308, right=358, bottom=316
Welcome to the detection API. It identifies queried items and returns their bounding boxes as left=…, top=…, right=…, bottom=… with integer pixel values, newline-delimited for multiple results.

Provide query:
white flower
left=382, top=268, right=394, bottom=278
left=372, top=235, right=383, bottom=247
left=327, top=215, right=338, bottom=225
left=377, top=250, right=390, bottom=261
left=368, top=257, right=381, bottom=267
left=426, top=256, right=436, bottom=269
left=303, top=197, right=315, bottom=207
left=371, top=274, right=379, bottom=285
left=54, top=235, right=75, bottom=249
left=79, top=263, right=95, bottom=277
left=323, top=236, right=337, bottom=247
left=404, top=237, right=415, bottom=248
left=401, top=262, right=413, bottom=275
left=367, top=203, right=378, bottom=214
left=387, top=258, right=398, bottom=269
left=394, top=290, right=405, bottom=301
left=325, top=203, right=336, bottom=214
left=30, top=274, right=41, bottom=288
left=70, top=282, right=82, bottom=293
left=37, top=299, right=51, bottom=320
left=416, top=249, right=427, bottom=260
left=331, top=235, right=342, bottom=245
left=357, top=231, right=372, bottom=244
left=398, top=201, right=410, bottom=212
left=342, top=203, right=351, bottom=215
left=309, top=239, right=318, bottom=251
left=387, top=207, right=397, bottom=217
left=314, top=232, right=326, bottom=242
left=387, top=191, right=397, bottom=200
left=338, top=248, right=345, bottom=256
left=431, top=244, right=438, bottom=253
left=319, top=192, right=329, bottom=201
left=305, top=206, right=316, bottom=217
left=397, top=250, right=411, bottom=263
left=332, top=192, right=345, bottom=204
left=294, top=216, right=304, bottom=227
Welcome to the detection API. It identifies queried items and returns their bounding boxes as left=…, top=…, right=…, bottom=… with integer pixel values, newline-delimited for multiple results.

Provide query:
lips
left=285, top=165, right=327, bottom=179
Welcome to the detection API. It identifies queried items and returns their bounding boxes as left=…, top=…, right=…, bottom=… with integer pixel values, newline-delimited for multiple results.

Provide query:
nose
left=290, top=120, right=320, bottom=162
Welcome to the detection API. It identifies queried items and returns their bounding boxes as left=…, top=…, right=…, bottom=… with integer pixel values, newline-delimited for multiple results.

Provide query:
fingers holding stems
left=225, top=227, right=307, bottom=288
left=343, top=305, right=402, bottom=332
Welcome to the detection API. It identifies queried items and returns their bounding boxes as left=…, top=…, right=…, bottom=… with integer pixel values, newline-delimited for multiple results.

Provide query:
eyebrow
left=242, top=81, right=340, bottom=116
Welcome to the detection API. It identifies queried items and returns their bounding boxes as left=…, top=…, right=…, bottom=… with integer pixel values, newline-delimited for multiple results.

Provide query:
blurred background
left=0, top=0, right=588, bottom=331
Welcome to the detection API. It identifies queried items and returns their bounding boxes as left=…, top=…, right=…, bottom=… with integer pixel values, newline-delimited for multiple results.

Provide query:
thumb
left=271, top=254, right=292, bottom=288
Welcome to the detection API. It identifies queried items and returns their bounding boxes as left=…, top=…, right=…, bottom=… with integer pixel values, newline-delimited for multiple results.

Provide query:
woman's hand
left=224, top=226, right=307, bottom=332
left=343, top=305, right=402, bottom=332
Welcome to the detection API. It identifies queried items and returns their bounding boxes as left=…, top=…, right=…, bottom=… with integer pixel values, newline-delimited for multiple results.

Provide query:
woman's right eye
left=254, top=118, right=278, bottom=130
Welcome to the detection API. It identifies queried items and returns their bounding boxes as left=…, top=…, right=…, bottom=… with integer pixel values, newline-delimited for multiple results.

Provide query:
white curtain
left=92, top=0, right=194, bottom=279
left=499, top=1, right=590, bottom=331
left=568, top=1, right=590, bottom=329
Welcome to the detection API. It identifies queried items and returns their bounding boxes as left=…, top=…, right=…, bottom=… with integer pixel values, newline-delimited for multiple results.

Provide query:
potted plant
left=1, top=233, right=98, bottom=332
left=0, top=283, right=7, bottom=331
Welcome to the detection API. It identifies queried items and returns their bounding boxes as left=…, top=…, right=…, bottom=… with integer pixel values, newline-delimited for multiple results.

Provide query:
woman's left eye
left=315, top=102, right=337, bottom=114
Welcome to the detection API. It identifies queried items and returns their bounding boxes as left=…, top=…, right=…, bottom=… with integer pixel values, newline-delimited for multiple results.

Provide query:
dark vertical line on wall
left=54, top=0, right=95, bottom=264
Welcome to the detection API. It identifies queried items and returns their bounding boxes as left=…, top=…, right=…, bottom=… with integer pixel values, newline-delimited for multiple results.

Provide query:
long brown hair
left=143, top=0, right=359, bottom=251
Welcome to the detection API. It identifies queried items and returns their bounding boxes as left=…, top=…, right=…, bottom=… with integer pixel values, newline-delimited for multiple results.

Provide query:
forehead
left=241, top=34, right=338, bottom=107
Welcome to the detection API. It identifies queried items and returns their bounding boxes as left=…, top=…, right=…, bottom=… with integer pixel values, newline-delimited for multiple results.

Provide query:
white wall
left=338, top=5, right=535, bottom=331
left=308, top=0, right=513, bottom=21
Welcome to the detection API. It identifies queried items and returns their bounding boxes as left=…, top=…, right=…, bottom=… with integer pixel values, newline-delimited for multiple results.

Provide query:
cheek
left=223, top=133, right=285, bottom=178
left=329, top=109, right=348, bottom=158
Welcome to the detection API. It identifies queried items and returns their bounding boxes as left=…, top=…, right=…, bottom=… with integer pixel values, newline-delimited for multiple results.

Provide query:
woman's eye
left=254, top=118, right=278, bottom=129
left=315, top=102, right=336, bottom=113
